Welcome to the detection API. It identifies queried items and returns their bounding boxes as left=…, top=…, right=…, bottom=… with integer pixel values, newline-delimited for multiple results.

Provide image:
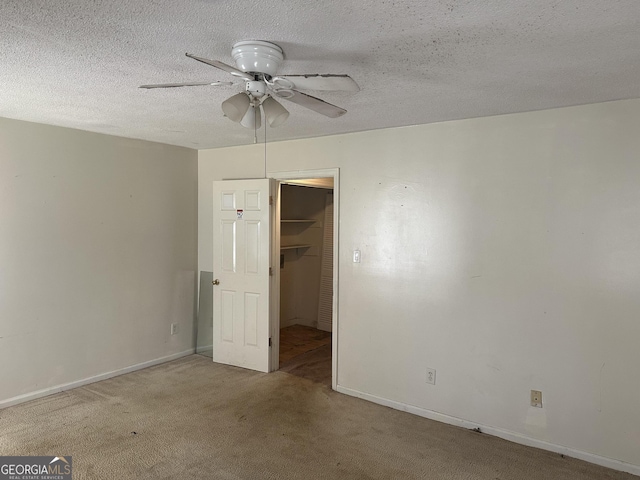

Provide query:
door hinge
left=269, top=195, right=273, bottom=206
left=269, top=267, right=273, bottom=276
left=269, top=337, right=272, bottom=347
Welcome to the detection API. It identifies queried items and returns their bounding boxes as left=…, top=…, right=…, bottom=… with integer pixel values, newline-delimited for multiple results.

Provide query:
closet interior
left=278, top=181, right=334, bottom=385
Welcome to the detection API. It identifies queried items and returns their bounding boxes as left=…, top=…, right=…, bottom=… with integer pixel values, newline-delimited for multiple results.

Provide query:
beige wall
left=0, top=118, right=198, bottom=405
left=199, top=99, right=640, bottom=473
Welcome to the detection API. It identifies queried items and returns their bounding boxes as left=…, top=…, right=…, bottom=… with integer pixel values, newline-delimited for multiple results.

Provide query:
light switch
left=353, top=250, right=361, bottom=263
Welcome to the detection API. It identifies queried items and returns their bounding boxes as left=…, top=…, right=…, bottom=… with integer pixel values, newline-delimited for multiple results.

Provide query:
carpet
left=0, top=355, right=635, bottom=480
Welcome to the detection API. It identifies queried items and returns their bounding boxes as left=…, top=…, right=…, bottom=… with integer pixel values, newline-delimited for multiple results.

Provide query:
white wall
left=1, top=118, right=198, bottom=405
left=198, top=99, right=640, bottom=472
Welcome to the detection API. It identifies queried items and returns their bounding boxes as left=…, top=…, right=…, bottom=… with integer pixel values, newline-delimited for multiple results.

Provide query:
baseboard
left=0, top=349, right=195, bottom=410
left=281, top=318, right=316, bottom=329
left=195, top=345, right=213, bottom=355
left=335, top=385, right=640, bottom=477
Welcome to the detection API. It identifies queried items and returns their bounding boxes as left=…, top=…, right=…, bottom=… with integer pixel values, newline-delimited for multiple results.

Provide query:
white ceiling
left=2, top=1, right=639, bottom=150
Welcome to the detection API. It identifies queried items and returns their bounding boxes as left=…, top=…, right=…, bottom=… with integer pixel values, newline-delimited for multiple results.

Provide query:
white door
left=212, top=179, right=273, bottom=372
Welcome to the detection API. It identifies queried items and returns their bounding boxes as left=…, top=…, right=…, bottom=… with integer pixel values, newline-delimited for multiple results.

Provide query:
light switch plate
left=531, top=390, right=543, bottom=408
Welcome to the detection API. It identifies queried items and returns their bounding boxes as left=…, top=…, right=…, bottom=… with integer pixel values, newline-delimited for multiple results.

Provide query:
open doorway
left=270, top=169, right=339, bottom=389
left=278, top=181, right=333, bottom=386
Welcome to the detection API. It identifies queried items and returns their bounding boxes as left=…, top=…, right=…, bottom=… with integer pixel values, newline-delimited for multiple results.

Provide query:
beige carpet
left=0, top=355, right=635, bottom=480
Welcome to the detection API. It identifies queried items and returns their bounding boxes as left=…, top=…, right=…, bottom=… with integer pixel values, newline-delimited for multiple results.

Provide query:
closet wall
left=280, top=185, right=332, bottom=328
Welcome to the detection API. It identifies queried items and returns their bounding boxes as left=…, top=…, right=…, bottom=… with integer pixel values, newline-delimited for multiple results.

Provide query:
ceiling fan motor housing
left=232, top=40, right=283, bottom=77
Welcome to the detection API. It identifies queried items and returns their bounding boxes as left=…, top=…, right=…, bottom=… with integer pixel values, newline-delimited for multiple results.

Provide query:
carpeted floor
left=0, top=355, right=636, bottom=480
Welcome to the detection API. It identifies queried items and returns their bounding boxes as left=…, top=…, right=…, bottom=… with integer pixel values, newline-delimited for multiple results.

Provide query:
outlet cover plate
left=426, top=367, right=436, bottom=385
left=531, top=390, right=543, bottom=408
left=171, top=323, right=178, bottom=335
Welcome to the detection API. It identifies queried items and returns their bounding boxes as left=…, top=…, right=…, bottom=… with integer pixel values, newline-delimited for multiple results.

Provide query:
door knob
left=212, top=279, right=220, bottom=285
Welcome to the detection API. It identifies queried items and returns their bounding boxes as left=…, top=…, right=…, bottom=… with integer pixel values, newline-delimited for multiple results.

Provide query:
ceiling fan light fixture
left=262, top=96, right=289, bottom=127
left=145, top=41, right=358, bottom=130
left=240, top=104, right=262, bottom=129
left=221, top=92, right=251, bottom=122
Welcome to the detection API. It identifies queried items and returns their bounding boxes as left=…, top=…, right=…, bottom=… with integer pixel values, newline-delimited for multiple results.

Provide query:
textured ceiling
left=1, top=1, right=640, bottom=149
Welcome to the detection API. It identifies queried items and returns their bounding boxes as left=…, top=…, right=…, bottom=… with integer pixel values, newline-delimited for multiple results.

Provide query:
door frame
left=268, top=168, right=340, bottom=390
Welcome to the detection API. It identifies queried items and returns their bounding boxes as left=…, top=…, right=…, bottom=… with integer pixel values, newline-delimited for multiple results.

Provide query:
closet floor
left=279, top=325, right=332, bottom=386
left=279, top=325, right=331, bottom=363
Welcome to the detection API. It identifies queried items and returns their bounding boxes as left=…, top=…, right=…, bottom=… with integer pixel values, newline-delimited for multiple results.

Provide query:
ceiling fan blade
left=185, top=53, right=253, bottom=81
left=276, top=74, right=360, bottom=92
left=139, top=81, right=233, bottom=89
left=280, top=90, right=347, bottom=118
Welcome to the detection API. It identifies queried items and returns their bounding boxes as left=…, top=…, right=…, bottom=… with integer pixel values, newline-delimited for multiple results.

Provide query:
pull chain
left=253, top=104, right=258, bottom=144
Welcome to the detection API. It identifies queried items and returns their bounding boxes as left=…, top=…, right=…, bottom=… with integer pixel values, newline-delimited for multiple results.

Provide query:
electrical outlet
left=353, top=249, right=361, bottom=263
left=531, top=390, right=543, bottom=408
left=426, top=367, right=436, bottom=385
left=171, top=323, right=178, bottom=336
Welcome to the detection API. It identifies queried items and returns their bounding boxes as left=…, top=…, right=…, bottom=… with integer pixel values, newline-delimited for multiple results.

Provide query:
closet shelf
left=281, top=244, right=313, bottom=251
left=281, top=219, right=316, bottom=223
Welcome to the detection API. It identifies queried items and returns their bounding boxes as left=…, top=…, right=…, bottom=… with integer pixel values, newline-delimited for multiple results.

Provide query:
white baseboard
left=335, top=385, right=640, bottom=477
left=0, top=349, right=195, bottom=410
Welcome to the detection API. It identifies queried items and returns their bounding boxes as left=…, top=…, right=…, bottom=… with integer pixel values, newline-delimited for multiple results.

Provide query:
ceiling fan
left=140, top=40, right=360, bottom=129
